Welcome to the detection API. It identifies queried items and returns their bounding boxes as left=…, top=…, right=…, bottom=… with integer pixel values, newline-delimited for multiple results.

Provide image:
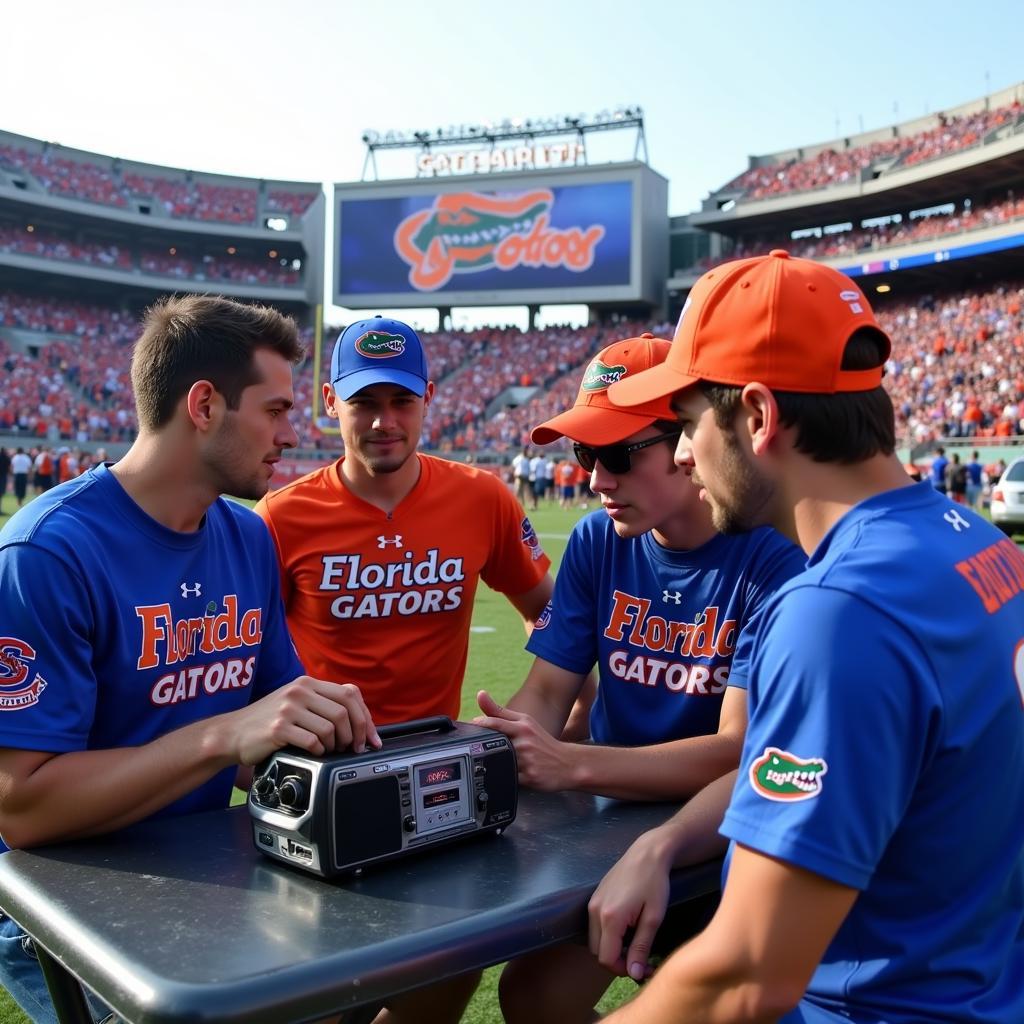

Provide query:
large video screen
left=338, top=181, right=632, bottom=297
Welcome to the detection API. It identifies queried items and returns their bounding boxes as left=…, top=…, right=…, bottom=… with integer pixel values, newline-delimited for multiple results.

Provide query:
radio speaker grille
left=333, top=776, right=402, bottom=867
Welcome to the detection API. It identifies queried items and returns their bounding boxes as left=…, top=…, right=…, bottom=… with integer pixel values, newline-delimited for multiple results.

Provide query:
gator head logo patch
left=355, top=330, right=406, bottom=359
left=394, top=190, right=605, bottom=292
left=750, top=747, right=828, bottom=802
left=0, top=637, right=48, bottom=711
left=582, top=360, right=628, bottom=392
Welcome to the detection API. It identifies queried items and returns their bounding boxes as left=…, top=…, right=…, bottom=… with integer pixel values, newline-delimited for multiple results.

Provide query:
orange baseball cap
left=608, top=250, right=892, bottom=409
left=531, top=334, right=675, bottom=446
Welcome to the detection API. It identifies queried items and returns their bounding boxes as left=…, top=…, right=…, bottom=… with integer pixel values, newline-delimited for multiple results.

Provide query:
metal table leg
left=35, top=943, right=94, bottom=1024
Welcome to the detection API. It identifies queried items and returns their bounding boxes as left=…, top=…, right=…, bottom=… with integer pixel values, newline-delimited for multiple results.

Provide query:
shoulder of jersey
left=0, top=472, right=102, bottom=546
left=422, top=454, right=505, bottom=491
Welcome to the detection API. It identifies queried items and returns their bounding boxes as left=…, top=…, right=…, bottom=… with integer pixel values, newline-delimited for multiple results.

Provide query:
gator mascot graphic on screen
left=393, top=190, right=605, bottom=291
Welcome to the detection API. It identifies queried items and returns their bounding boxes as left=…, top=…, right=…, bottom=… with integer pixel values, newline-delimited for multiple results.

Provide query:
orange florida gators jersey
left=254, top=454, right=550, bottom=724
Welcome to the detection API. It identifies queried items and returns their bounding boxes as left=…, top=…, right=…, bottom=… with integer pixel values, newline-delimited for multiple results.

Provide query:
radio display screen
left=423, top=787, right=460, bottom=808
left=418, top=761, right=462, bottom=787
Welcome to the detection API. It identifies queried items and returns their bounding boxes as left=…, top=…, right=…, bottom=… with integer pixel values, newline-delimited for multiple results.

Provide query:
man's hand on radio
left=230, top=676, right=381, bottom=766
left=474, top=690, right=577, bottom=791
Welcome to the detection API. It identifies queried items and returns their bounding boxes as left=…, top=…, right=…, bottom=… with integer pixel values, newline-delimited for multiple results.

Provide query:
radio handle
left=376, top=716, right=456, bottom=742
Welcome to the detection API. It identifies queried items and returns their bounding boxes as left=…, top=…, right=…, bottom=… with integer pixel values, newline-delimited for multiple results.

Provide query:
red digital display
left=417, top=761, right=462, bottom=787
left=423, top=787, right=460, bottom=808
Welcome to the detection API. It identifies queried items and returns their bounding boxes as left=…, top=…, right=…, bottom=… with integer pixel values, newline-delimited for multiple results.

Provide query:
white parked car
left=989, top=457, right=1024, bottom=535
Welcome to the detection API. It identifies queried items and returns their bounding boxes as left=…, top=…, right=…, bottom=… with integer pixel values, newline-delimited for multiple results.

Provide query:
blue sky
left=4, top=0, right=1023, bottom=326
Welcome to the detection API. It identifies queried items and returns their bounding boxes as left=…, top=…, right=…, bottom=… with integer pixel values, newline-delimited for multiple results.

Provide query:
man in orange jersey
left=254, top=315, right=553, bottom=1023
left=256, top=316, right=552, bottom=725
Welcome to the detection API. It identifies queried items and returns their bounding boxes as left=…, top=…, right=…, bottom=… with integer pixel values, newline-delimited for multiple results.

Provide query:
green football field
left=0, top=495, right=640, bottom=1023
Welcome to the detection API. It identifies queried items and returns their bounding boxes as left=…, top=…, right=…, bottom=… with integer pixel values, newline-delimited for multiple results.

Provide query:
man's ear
left=186, top=380, right=222, bottom=433
left=323, top=383, right=339, bottom=419
left=422, top=381, right=435, bottom=410
left=739, top=382, right=781, bottom=457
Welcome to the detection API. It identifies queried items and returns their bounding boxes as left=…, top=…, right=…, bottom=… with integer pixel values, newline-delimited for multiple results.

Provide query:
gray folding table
left=0, top=790, right=721, bottom=1024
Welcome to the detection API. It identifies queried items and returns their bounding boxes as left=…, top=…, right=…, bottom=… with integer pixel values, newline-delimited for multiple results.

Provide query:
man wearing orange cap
left=475, top=334, right=803, bottom=1024
left=592, top=251, right=1024, bottom=1023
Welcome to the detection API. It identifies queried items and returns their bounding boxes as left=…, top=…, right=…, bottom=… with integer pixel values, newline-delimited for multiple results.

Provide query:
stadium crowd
left=877, top=282, right=1024, bottom=444
left=2, top=285, right=1024, bottom=452
left=0, top=224, right=300, bottom=285
left=0, top=142, right=317, bottom=224
left=420, top=323, right=637, bottom=449
left=690, top=193, right=1024, bottom=273
left=722, top=100, right=1022, bottom=201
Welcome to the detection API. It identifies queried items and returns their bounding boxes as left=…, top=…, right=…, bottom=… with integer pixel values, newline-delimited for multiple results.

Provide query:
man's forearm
left=570, top=738, right=741, bottom=801
left=0, top=715, right=236, bottom=848
left=606, top=930, right=783, bottom=1024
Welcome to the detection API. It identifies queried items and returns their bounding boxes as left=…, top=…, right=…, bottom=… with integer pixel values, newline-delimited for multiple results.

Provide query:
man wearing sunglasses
left=475, top=334, right=804, bottom=1024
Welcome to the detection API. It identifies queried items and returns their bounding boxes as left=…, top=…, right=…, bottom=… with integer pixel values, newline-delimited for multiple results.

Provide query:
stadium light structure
left=360, top=107, right=647, bottom=180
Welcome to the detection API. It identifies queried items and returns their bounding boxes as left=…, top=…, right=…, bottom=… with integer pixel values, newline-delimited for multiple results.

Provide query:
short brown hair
left=131, top=295, right=303, bottom=430
left=699, top=328, right=894, bottom=463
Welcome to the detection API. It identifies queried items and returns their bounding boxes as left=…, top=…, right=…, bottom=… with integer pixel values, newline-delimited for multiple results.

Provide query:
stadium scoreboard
left=332, top=162, right=668, bottom=309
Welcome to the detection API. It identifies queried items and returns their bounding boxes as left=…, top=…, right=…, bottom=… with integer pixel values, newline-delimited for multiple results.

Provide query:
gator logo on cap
left=582, top=360, right=628, bottom=392
left=750, top=747, right=828, bottom=802
left=394, top=190, right=605, bottom=292
left=356, top=331, right=407, bottom=359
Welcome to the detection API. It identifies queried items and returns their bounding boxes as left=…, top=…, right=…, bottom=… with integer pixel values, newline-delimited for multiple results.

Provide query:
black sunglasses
left=573, top=429, right=682, bottom=475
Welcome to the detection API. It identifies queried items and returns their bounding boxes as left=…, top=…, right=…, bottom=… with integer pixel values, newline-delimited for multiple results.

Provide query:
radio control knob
left=477, top=791, right=489, bottom=809
left=403, top=815, right=416, bottom=833
left=253, top=775, right=276, bottom=802
left=277, top=776, right=308, bottom=811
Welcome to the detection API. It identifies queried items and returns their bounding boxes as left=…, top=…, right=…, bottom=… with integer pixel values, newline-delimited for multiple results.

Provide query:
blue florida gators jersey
left=0, top=465, right=303, bottom=847
left=722, top=482, right=1024, bottom=1023
left=527, top=511, right=804, bottom=745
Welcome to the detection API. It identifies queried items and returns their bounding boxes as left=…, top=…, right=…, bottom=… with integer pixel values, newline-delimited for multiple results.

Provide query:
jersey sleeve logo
left=521, top=518, right=545, bottom=561
left=534, top=601, right=553, bottom=631
left=750, top=747, right=828, bottom=802
left=0, top=638, right=48, bottom=710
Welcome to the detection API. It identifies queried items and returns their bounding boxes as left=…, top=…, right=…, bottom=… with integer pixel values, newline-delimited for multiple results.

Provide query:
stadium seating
left=719, top=101, right=1022, bottom=202
left=3, top=288, right=1022, bottom=451
left=0, top=142, right=316, bottom=226
left=685, top=193, right=1024, bottom=274
left=0, top=224, right=300, bottom=285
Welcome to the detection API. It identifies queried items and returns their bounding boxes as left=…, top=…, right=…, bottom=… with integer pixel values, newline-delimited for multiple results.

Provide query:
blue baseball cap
left=329, top=317, right=429, bottom=400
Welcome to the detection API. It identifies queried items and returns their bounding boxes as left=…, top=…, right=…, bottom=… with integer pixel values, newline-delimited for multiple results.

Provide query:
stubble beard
left=702, top=431, right=773, bottom=536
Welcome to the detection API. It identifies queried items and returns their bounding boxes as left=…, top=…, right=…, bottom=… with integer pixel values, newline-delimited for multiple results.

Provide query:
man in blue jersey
left=930, top=444, right=949, bottom=495
left=596, top=250, right=1024, bottom=1023
left=0, top=295, right=379, bottom=1024
left=966, top=449, right=984, bottom=509
left=475, top=334, right=804, bottom=1024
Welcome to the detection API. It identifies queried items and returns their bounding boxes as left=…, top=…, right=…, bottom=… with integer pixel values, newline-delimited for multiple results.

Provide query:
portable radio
left=248, top=716, right=518, bottom=876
